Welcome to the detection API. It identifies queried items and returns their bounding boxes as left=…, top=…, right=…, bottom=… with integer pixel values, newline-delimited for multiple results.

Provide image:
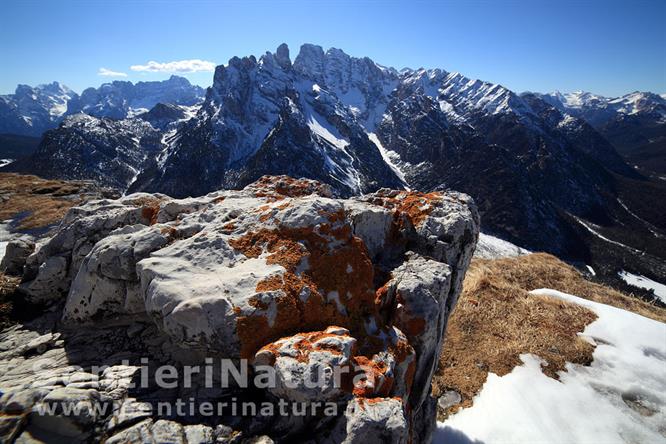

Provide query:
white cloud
left=98, top=67, right=128, bottom=77
left=130, top=59, right=216, bottom=73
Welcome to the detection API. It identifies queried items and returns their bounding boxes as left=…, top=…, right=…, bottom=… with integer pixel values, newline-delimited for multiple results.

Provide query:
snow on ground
left=304, top=104, right=361, bottom=193
left=179, top=103, right=201, bottom=120
left=367, top=132, right=409, bottom=188
left=126, top=107, right=149, bottom=118
left=473, top=233, right=530, bottom=259
left=48, top=100, right=68, bottom=118
left=572, top=215, right=642, bottom=254
left=618, top=199, right=664, bottom=239
left=306, top=111, right=349, bottom=151
left=618, top=271, right=666, bottom=304
left=436, top=288, right=666, bottom=444
left=0, top=221, right=12, bottom=262
left=0, top=220, right=32, bottom=264
left=123, top=165, right=142, bottom=195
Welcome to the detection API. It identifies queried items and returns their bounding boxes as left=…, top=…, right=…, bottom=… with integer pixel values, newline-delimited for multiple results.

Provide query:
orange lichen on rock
left=141, top=206, right=160, bottom=225
left=372, top=190, right=443, bottom=229
left=351, top=355, right=394, bottom=398
left=130, top=196, right=165, bottom=225
left=390, top=335, right=417, bottom=397
left=254, top=327, right=409, bottom=401
left=396, top=191, right=442, bottom=227
left=230, top=211, right=378, bottom=358
left=258, top=213, right=272, bottom=223
left=356, top=396, right=404, bottom=411
left=247, top=175, right=333, bottom=201
left=257, top=201, right=292, bottom=223
left=353, top=329, right=416, bottom=401
left=404, top=317, right=426, bottom=337
left=395, top=291, right=427, bottom=336
left=256, top=329, right=352, bottom=364
left=374, top=282, right=391, bottom=306
left=236, top=316, right=272, bottom=358
left=160, top=226, right=178, bottom=237
left=221, top=222, right=236, bottom=232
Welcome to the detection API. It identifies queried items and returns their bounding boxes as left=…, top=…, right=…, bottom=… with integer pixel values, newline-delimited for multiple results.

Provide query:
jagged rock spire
left=275, top=42, right=291, bottom=69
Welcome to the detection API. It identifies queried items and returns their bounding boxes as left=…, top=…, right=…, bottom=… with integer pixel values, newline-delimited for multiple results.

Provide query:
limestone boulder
left=11, top=175, right=479, bottom=442
left=1, top=238, right=35, bottom=276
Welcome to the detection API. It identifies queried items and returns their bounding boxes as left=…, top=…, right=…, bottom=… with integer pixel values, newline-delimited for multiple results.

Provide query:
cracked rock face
left=7, top=175, right=479, bottom=443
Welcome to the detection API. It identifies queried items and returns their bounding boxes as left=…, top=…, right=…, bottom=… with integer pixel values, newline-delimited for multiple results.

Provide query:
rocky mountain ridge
left=535, top=90, right=666, bottom=126
left=0, top=76, right=204, bottom=137
left=532, top=90, right=666, bottom=176
left=4, top=44, right=666, bottom=290
left=67, top=76, right=205, bottom=120
left=5, top=104, right=201, bottom=190
left=0, top=82, right=76, bottom=136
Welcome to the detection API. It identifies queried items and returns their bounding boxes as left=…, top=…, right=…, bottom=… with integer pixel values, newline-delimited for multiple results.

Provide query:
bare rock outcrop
left=5, top=175, right=479, bottom=443
left=1, top=238, right=34, bottom=276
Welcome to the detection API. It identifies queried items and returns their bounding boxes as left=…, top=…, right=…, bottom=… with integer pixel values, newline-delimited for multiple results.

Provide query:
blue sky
left=1, top=0, right=665, bottom=96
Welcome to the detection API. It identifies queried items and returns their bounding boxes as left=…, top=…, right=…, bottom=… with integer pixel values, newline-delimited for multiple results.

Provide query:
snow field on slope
left=473, top=233, right=530, bottom=259
left=618, top=271, right=666, bottom=304
left=436, top=288, right=666, bottom=444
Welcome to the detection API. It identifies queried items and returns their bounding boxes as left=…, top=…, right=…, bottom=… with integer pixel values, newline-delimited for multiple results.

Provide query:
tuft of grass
left=0, top=273, right=20, bottom=330
left=433, top=253, right=666, bottom=419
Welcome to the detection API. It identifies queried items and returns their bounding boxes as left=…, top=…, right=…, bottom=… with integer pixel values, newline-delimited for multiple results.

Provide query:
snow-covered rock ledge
left=4, top=175, right=479, bottom=443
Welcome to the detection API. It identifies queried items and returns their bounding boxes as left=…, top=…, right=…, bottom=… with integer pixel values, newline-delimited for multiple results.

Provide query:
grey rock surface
left=1, top=239, right=35, bottom=276
left=2, top=176, right=479, bottom=443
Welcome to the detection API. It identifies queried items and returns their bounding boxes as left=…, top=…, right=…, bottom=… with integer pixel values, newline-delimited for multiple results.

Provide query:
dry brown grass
left=492, top=253, right=666, bottom=323
left=0, top=173, right=87, bottom=230
left=0, top=272, right=20, bottom=330
left=432, top=252, right=666, bottom=419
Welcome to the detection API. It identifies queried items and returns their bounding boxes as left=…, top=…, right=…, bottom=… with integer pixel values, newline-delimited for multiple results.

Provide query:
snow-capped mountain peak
left=0, top=77, right=204, bottom=137
left=4, top=43, right=662, bottom=271
left=537, top=90, right=665, bottom=115
left=68, top=75, right=204, bottom=120
left=607, top=91, right=666, bottom=115
left=561, top=90, right=608, bottom=109
left=0, top=81, right=77, bottom=135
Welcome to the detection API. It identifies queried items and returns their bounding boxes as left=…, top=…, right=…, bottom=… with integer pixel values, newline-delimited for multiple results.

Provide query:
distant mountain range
left=0, top=76, right=204, bottom=136
left=533, top=91, right=666, bottom=177
left=2, top=44, right=665, bottom=292
left=0, top=81, right=76, bottom=136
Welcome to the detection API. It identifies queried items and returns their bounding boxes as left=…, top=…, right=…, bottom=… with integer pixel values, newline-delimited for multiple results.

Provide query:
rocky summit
left=0, top=175, right=479, bottom=443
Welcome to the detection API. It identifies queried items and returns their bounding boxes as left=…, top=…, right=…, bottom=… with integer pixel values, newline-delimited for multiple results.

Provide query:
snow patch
left=618, top=199, right=664, bottom=239
left=306, top=113, right=349, bottom=151
left=618, top=271, right=666, bottom=303
left=557, top=113, right=578, bottom=128
left=573, top=216, right=642, bottom=254
left=367, top=132, right=409, bottom=188
left=473, top=233, right=530, bottom=259
left=0, top=221, right=11, bottom=262
left=437, top=288, right=666, bottom=444
left=301, top=99, right=361, bottom=193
